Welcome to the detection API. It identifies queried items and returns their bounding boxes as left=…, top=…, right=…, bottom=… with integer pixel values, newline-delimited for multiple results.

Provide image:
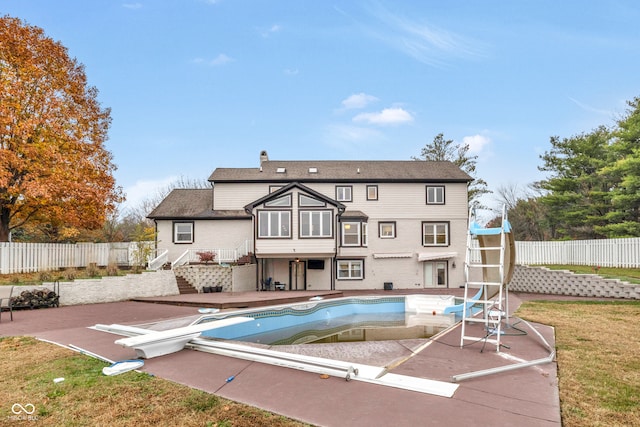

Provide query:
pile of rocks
left=12, top=289, right=60, bottom=309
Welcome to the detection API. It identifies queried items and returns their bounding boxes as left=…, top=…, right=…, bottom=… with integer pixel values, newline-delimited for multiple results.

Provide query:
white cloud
left=193, top=54, right=234, bottom=67
left=341, top=93, right=379, bottom=110
left=327, top=124, right=383, bottom=142
left=569, top=97, right=615, bottom=117
left=122, top=3, right=142, bottom=9
left=323, top=125, right=385, bottom=153
left=260, top=24, right=282, bottom=37
left=353, top=107, right=414, bottom=125
left=360, top=4, right=486, bottom=67
left=284, top=68, right=299, bottom=75
left=462, top=134, right=491, bottom=153
left=210, top=53, right=234, bottom=66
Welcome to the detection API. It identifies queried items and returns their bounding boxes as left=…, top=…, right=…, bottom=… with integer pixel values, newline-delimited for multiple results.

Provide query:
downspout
left=245, top=206, right=259, bottom=291
left=333, top=207, right=345, bottom=291
left=153, top=220, right=158, bottom=254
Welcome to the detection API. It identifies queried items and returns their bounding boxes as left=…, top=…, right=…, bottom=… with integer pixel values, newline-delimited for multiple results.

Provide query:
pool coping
left=0, top=290, right=562, bottom=426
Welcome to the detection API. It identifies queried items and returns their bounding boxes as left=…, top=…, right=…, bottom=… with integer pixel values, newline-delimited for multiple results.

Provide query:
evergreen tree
left=597, top=97, right=640, bottom=237
left=538, top=126, right=614, bottom=239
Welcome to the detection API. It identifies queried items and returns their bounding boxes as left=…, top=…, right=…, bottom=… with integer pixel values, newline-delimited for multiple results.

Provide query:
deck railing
left=171, top=246, right=250, bottom=269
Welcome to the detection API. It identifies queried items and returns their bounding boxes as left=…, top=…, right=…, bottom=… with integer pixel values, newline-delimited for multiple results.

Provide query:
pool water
left=196, top=296, right=458, bottom=345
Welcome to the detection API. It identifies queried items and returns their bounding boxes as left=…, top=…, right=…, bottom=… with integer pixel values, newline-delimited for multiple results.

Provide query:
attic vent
left=309, top=167, right=318, bottom=173
left=276, top=167, right=286, bottom=173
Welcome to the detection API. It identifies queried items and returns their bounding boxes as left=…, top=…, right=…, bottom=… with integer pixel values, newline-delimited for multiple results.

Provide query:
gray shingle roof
left=147, top=189, right=249, bottom=220
left=209, top=160, right=472, bottom=183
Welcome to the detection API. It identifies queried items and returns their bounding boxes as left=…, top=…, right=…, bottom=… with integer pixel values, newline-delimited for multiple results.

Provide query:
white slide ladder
left=460, top=205, right=510, bottom=352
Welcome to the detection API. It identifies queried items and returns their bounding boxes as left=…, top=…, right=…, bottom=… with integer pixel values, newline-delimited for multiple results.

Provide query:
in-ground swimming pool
left=195, top=295, right=459, bottom=345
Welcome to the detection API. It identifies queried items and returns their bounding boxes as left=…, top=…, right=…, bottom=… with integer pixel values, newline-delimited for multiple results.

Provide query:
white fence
left=0, top=242, right=150, bottom=274
left=516, top=237, right=640, bottom=268
left=2, top=237, right=639, bottom=275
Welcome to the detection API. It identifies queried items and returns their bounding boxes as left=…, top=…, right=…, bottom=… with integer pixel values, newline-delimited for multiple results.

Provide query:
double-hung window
left=258, top=210, right=291, bottom=238
left=422, top=222, right=449, bottom=246
left=300, top=210, right=332, bottom=238
left=173, top=222, right=193, bottom=243
left=341, top=221, right=367, bottom=246
left=337, top=259, right=363, bottom=280
left=336, top=186, right=352, bottom=202
left=426, top=186, right=445, bottom=204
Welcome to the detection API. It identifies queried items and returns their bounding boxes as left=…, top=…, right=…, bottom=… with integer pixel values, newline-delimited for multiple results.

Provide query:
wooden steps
left=175, top=275, right=198, bottom=294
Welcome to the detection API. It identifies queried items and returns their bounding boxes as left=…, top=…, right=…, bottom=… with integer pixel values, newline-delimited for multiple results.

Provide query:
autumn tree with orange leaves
left=0, top=16, right=123, bottom=242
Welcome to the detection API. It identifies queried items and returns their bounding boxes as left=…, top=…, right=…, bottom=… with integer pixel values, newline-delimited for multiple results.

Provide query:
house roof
left=209, top=160, right=472, bottom=183
left=244, top=182, right=346, bottom=213
left=147, top=189, right=250, bottom=220
left=339, top=210, right=369, bottom=221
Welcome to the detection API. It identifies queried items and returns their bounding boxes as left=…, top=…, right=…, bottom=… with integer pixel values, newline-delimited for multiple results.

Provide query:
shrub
left=196, top=251, right=216, bottom=264
left=63, top=268, right=78, bottom=281
left=86, top=263, right=99, bottom=277
left=38, top=271, right=53, bottom=282
left=106, top=263, right=119, bottom=276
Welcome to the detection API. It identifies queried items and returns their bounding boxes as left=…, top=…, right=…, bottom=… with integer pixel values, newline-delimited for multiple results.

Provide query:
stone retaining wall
left=172, top=264, right=257, bottom=293
left=509, top=265, right=640, bottom=299
left=28, top=270, right=179, bottom=306
left=173, top=264, right=233, bottom=292
left=16, top=264, right=638, bottom=306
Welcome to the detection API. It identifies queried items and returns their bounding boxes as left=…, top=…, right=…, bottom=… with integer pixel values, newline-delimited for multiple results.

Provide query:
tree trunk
left=0, top=207, right=11, bottom=242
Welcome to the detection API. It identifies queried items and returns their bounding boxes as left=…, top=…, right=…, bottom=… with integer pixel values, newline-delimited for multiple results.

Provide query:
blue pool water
left=195, top=296, right=457, bottom=345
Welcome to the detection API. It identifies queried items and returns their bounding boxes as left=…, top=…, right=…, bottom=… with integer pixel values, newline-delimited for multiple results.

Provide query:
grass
left=2, top=265, right=639, bottom=425
left=0, top=336, right=309, bottom=427
left=516, top=300, right=640, bottom=427
left=3, top=302, right=639, bottom=427
left=538, top=264, right=640, bottom=284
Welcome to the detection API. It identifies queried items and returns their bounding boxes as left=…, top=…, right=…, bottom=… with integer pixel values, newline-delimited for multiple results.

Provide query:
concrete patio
left=1, top=290, right=561, bottom=426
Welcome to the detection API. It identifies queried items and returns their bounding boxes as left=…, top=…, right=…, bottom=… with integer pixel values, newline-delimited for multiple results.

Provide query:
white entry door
left=423, top=261, right=448, bottom=288
left=289, top=260, right=306, bottom=290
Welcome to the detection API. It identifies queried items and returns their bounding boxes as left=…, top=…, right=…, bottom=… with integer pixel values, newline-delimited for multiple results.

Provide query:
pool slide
left=470, top=220, right=515, bottom=298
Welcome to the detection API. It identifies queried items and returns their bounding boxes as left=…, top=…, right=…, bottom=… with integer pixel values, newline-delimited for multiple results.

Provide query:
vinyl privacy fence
left=0, top=242, right=154, bottom=274
left=515, top=237, right=640, bottom=268
left=1, top=238, right=639, bottom=274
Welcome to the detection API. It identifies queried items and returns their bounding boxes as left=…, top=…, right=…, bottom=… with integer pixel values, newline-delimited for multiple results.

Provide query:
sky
left=3, top=1, right=640, bottom=215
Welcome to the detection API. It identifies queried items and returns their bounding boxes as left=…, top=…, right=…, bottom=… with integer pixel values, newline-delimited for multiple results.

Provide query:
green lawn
left=537, top=265, right=640, bottom=284
left=517, top=300, right=640, bottom=427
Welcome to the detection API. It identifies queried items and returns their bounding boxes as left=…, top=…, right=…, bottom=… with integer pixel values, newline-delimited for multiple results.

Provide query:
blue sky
left=3, top=1, right=640, bottom=214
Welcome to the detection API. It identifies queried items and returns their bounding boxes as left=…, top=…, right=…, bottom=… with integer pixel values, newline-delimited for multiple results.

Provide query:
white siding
left=330, top=181, right=468, bottom=289
left=214, top=182, right=273, bottom=209
left=159, top=178, right=469, bottom=290
left=156, top=219, right=251, bottom=262
left=303, top=182, right=468, bottom=220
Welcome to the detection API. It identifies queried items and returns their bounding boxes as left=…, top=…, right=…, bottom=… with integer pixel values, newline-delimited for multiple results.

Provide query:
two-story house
left=148, top=151, right=472, bottom=291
